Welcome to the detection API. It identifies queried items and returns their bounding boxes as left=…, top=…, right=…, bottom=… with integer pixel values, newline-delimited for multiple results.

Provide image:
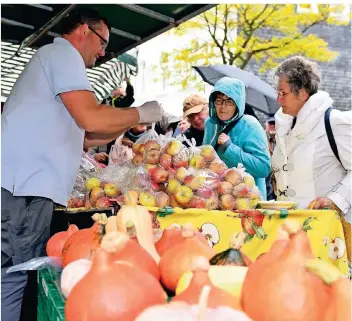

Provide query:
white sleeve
left=326, top=110, right=352, bottom=216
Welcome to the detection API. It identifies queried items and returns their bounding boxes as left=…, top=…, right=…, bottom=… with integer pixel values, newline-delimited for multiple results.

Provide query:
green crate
left=37, top=268, right=65, bottom=321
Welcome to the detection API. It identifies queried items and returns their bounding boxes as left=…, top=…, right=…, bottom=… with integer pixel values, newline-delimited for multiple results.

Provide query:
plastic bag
left=6, top=257, right=63, bottom=274
left=109, top=137, right=134, bottom=165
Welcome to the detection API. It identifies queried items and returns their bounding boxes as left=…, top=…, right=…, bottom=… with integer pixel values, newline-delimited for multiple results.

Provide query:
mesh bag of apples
left=123, top=136, right=262, bottom=211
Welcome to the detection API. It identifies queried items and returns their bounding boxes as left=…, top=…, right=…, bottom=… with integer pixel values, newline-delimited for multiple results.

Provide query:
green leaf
left=303, top=226, right=312, bottom=232
left=303, top=216, right=316, bottom=226
left=244, top=233, right=255, bottom=244
left=253, top=225, right=267, bottom=240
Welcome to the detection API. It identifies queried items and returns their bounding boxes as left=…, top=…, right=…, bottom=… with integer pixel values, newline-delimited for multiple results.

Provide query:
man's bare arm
left=84, top=131, right=125, bottom=149
left=60, top=90, right=139, bottom=134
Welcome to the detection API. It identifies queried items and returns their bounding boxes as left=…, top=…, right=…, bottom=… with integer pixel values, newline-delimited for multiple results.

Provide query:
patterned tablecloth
left=155, top=208, right=350, bottom=278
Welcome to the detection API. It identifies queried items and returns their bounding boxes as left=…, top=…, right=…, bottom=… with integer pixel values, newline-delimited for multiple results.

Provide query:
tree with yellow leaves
left=157, top=4, right=350, bottom=89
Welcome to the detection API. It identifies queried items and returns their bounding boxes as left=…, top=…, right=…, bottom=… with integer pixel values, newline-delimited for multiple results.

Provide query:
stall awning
left=1, top=4, right=215, bottom=65
left=1, top=4, right=215, bottom=101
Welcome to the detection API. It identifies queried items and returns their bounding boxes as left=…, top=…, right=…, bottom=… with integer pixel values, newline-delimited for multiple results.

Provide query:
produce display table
left=157, top=208, right=350, bottom=277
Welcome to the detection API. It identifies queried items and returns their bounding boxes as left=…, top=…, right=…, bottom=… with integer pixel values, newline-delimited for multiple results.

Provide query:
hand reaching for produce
left=308, top=197, right=341, bottom=213
left=137, top=101, right=164, bottom=125
left=94, top=152, right=109, bottom=162
left=217, top=133, right=230, bottom=145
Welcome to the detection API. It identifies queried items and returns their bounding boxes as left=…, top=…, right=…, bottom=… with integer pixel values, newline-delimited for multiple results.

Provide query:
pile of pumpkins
left=46, top=205, right=351, bottom=321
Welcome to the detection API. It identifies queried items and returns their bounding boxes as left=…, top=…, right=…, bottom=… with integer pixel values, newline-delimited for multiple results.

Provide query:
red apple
left=184, top=175, right=204, bottom=191
left=132, top=143, right=141, bottom=154
left=188, top=196, right=207, bottom=209
left=151, top=167, right=169, bottom=183
left=233, top=183, right=250, bottom=197
left=220, top=194, right=236, bottom=210
left=90, top=187, right=105, bottom=203
left=196, top=187, right=213, bottom=199
left=218, top=181, right=233, bottom=195
left=159, top=154, right=172, bottom=170
left=144, top=140, right=161, bottom=152
left=132, top=154, right=144, bottom=166
left=95, top=196, right=111, bottom=208
left=209, top=160, right=228, bottom=176
left=145, top=150, right=160, bottom=165
left=225, top=169, right=243, bottom=186
left=175, top=167, right=189, bottom=182
left=138, top=144, right=145, bottom=155
left=200, top=146, right=217, bottom=162
left=206, top=195, right=219, bottom=210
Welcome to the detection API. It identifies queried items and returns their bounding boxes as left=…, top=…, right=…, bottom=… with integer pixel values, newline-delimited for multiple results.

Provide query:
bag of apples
left=131, top=126, right=165, bottom=167
left=218, top=164, right=261, bottom=211
left=166, top=166, right=220, bottom=210
left=187, top=143, right=227, bottom=174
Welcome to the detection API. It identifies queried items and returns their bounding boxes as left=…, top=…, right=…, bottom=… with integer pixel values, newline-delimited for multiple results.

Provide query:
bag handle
left=324, top=107, right=342, bottom=164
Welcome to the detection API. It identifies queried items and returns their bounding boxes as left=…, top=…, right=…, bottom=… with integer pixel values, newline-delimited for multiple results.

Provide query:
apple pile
left=218, top=169, right=261, bottom=211
left=84, top=177, right=121, bottom=208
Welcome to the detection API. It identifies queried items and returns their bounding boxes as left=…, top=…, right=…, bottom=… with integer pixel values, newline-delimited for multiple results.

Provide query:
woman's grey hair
left=275, top=56, right=321, bottom=97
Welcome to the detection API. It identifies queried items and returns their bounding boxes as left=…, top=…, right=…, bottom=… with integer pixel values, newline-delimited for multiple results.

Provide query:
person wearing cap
left=182, top=94, right=209, bottom=146
left=266, top=115, right=276, bottom=157
left=203, top=77, right=271, bottom=200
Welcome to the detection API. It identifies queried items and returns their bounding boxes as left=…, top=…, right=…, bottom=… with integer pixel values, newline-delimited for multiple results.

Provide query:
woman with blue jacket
left=203, top=77, right=271, bottom=200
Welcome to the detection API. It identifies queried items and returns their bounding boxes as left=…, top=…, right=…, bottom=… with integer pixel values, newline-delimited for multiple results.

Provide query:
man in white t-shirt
left=1, top=8, right=163, bottom=321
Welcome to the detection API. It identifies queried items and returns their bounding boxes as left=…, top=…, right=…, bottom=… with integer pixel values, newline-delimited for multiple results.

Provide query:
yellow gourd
left=176, top=265, right=248, bottom=298
left=116, top=205, right=160, bottom=264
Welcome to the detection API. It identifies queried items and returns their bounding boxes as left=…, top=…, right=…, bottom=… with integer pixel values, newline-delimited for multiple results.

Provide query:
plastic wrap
left=6, top=257, right=63, bottom=273
left=67, top=153, right=103, bottom=208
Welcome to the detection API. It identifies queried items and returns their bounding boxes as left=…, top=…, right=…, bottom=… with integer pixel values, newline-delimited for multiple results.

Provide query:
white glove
left=137, top=101, right=164, bottom=124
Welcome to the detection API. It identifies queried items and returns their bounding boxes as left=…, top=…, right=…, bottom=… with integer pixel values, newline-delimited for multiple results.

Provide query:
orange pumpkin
left=241, top=220, right=333, bottom=321
left=172, top=256, right=241, bottom=310
left=46, top=224, right=79, bottom=257
left=159, top=224, right=216, bottom=292
left=65, top=248, right=167, bottom=321
left=101, top=232, right=160, bottom=280
left=62, top=214, right=107, bottom=267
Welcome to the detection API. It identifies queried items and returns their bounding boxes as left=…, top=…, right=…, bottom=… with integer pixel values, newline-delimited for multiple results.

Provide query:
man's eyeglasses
left=214, top=98, right=235, bottom=107
left=88, top=26, right=108, bottom=51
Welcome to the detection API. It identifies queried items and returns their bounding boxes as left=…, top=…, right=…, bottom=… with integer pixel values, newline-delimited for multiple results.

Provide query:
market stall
left=14, top=132, right=348, bottom=321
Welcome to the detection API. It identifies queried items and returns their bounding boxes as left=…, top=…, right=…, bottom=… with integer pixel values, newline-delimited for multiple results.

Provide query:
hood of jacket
left=208, top=77, right=246, bottom=125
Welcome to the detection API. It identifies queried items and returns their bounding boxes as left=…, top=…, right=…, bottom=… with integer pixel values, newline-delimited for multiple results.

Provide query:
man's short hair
left=59, top=7, right=111, bottom=35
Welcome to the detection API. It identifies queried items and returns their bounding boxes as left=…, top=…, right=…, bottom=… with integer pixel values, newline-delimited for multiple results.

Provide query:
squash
left=135, top=286, right=254, bottom=321
left=171, top=256, right=241, bottom=310
left=46, top=225, right=79, bottom=257
left=101, top=231, right=160, bottom=280
left=176, top=265, right=248, bottom=298
left=159, top=224, right=216, bottom=292
left=210, top=232, right=251, bottom=266
left=62, top=214, right=107, bottom=267
left=65, top=248, right=167, bottom=321
left=241, top=219, right=347, bottom=321
left=60, top=259, right=91, bottom=298
left=116, top=205, right=160, bottom=263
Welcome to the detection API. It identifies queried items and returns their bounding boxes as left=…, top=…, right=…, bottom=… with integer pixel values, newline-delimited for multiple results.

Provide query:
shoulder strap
left=214, top=116, right=243, bottom=152
left=324, top=107, right=342, bottom=164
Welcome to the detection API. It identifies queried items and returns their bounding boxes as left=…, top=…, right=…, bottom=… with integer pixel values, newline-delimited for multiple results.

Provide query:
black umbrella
left=193, top=65, right=280, bottom=115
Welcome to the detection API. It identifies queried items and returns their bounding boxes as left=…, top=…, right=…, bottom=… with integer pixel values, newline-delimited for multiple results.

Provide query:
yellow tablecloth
left=156, top=208, right=350, bottom=277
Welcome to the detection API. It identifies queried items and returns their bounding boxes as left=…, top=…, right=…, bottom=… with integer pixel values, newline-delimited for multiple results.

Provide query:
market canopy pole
left=13, top=4, right=77, bottom=59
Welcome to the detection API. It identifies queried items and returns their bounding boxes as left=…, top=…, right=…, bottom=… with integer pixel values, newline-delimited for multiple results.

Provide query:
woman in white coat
left=272, top=56, right=351, bottom=225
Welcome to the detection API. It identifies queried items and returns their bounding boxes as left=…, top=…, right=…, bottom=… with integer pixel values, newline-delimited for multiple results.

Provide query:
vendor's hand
left=94, top=152, right=109, bottom=162
left=218, top=133, right=230, bottom=145
left=308, top=197, right=341, bottom=213
left=137, top=101, right=164, bottom=124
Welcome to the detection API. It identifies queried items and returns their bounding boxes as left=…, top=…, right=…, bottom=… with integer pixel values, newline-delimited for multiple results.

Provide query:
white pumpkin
left=60, top=259, right=91, bottom=298
left=135, top=286, right=253, bottom=321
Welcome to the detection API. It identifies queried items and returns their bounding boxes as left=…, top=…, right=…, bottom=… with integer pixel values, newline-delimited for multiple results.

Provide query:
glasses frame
left=87, top=25, right=108, bottom=51
left=214, top=98, right=235, bottom=108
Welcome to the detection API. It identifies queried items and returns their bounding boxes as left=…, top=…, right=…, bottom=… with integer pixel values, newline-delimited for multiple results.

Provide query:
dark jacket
left=102, top=83, right=135, bottom=108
